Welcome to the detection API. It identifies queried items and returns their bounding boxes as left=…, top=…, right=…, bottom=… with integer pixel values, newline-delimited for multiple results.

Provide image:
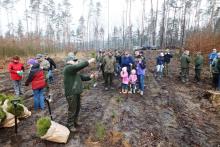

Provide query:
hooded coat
left=63, top=61, right=91, bottom=96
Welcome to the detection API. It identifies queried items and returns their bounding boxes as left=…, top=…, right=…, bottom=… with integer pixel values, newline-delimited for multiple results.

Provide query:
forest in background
left=0, top=0, right=219, bottom=58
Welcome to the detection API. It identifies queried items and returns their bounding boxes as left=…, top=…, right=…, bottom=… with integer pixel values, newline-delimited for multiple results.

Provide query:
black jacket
left=46, top=57, right=56, bottom=70
left=164, top=53, right=173, bottom=64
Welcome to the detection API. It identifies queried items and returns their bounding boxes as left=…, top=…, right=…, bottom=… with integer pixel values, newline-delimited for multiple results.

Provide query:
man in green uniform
left=103, top=51, right=116, bottom=90
left=63, top=54, right=95, bottom=131
left=194, top=52, right=204, bottom=82
left=180, top=50, right=191, bottom=83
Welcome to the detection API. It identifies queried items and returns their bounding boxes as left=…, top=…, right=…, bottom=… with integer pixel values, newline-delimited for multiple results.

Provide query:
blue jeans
left=13, top=80, right=22, bottom=96
left=138, top=75, right=145, bottom=91
left=33, top=89, right=45, bottom=110
left=121, top=83, right=128, bottom=90
left=115, top=63, right=121, bottom=76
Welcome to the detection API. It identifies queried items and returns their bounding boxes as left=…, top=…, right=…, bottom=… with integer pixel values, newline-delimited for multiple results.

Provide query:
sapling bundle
left=0, top=93, right=7, bottom=105
left=37, top=117, right=70, bottom=143
left=0, top=107, right=6, bottom=124
left=36, top=117, right=52, bottom=137
left=6, top=103, right=24, bottom=117
left=2, top=98, right=31, bottom=119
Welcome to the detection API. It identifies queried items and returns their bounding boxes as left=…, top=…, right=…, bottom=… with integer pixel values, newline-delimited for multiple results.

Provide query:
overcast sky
left=0, top=0, right=209, bottom=35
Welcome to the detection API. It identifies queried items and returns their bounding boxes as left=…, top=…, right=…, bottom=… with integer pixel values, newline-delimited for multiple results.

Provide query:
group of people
left=8, top=54, right=56, bottom=111
left=96, top=50, right=146, bottom=95
left=6, top=47, right=220, bottom=132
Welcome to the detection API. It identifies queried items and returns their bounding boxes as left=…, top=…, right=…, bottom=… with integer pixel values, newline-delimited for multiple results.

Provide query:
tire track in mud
left=164, top=78, right=220, bottom=147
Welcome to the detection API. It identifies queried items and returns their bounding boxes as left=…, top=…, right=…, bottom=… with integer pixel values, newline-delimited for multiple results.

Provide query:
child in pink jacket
left=120, top=67, right=129, bottom=93
left=129, top=69, right=137, bottom=94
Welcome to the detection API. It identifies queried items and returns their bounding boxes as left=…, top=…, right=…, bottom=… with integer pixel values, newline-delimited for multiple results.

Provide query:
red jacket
left=8, top=62, right=24, bottom=80
left=25, top=63, right=46, bottom=90
left=31, top=71, right=46, bottom=90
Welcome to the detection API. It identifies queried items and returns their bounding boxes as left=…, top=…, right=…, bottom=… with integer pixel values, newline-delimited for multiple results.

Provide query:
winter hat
left=185, top=50, right=190, bottom=55
left=122, top=67, right=127, bottom=72
left=27, top=58, right=38, bottom=65
left=131, top=69, right=136, bottom=75
left=67, top=52, right=74, bottom=58
left=65, top=53, right=78, bottom=63
left=166, top=49, right=170, bottom=52
left=12, top=56, right=20, bottom=63
left=160, top=52, right=164, bottom=57
left=36, top=54, right=43, bottom=59
left=213, top=48, right=217, bottom=52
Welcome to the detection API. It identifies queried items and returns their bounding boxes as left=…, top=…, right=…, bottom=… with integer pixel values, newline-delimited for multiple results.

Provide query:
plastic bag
left=41, top=121, right=70, bottom=143
left=2, top=99, right=31, bottom=119
left=2, top=109, right=19, bottom=127
left=20, top=104, right=31, bottom=118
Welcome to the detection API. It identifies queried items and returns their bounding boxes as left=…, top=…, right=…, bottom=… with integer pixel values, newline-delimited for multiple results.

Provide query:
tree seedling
left=36, top=117, right=51, bottom=137
left=115, top=96, right=123, bottom=103
left=111, top=110, right=116, bottom=119
left=95, top=122, right=106, bottom=141
left=0, top=107, right=6, bottom=124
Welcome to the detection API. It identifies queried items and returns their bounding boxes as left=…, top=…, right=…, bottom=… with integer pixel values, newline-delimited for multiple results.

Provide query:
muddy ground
left=0, top=50, right=220, bottom=147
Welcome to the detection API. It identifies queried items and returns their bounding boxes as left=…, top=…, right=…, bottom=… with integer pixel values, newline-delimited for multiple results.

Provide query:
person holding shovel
left=63, top=54, right=95, bottom=131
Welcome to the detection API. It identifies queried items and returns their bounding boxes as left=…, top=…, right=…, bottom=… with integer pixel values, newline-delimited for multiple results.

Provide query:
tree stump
left=207, top=90, right=220, bottom=107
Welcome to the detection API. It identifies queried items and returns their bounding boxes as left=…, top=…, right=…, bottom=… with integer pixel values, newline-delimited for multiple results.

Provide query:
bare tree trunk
left=150, top=0, right=154, bottom=45
left=181, top=0, right=187, bottom=47
left=128, top=0, right=132, bottom=50
left=122, top=11, right=125, bottom=49
left=152, top=0, right=158, bottom=46
left=210, top=0, right=216, bottom=30
left=141, top=0, right=145, bottom=46
left=0, top=0, right=2, bottom=36
left=107, top=0, right=110, bottom=49
left=25, top=0, right=29, bottom=37
left=171, top=7, right=177, bottom=46
left=160, top=0, right=166, bottom=48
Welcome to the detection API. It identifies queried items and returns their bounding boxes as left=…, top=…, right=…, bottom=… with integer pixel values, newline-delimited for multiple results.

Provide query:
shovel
left=45, top=94, right=53, bottom=120
left=11, top=98, right=21, bottom=134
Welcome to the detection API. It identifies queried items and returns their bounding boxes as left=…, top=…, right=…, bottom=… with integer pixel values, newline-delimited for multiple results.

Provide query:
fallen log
left=206, top=90, right=220, bottom=107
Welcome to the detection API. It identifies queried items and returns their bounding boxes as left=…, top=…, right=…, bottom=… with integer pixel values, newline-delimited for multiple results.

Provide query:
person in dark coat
left=63, top=54, right=95, bottom=131
left=45, top=54, right=57, bottom=84
left=212, top=53, right=220, bottom=89
left=115, top=50, right=122, bottom=76
left=194, top=52, right=204, bottom=82
left=180, top=50, right=191, bottom=83
left=156, top=53, right=165, bottom=79
left=103, top=51, right=116, bottom=90
left=25, top=63, right=46, bottom=111
left=121, top=51, right=134, bottom=74
left=164, top=49, right=173, bottom=77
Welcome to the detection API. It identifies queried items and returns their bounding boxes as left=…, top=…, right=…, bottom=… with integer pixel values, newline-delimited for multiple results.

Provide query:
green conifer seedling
left=36, top=117, right=51, bottom=137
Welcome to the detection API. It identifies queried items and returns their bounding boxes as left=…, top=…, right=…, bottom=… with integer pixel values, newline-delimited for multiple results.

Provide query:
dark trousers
left=66, top=94, right=81, bottom=128
left=213, top=73, right=219, bottom=89
left=195, top=69, right=201, bottom=81
left=181, top=68, right=189, bottom=82
left=100, top=64, right=105, bottom=79
left=104, top=72, right=113, bottom=87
